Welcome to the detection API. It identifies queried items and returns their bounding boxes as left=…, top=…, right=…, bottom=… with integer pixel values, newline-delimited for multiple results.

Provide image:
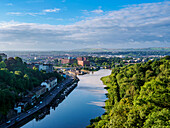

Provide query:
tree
left=0, top=61, right=6, bottom=68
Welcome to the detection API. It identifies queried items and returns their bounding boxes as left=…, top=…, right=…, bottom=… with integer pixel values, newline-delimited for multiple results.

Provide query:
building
left=41, top=82, right=50, bottom=91
left=77, top=57, right=90, bottom=66
left=27, top=63, right=39, bottom=69
left=61, top=58, right=75, bottom=64
left=23, top=94, right=36, bottom=105
left=32, top=86, right=46, bottom=98
left=78, top=60, right=90, bottom=66
left=17, top=102, right=28, bottom=111
left=14, top=106, right=22, bottom=114
left=77, top=57, right=87, bottom=61
left=27, top=63, right=53, bottom=73
left=0, top=53, right=7, bottom=61
left=41, top=77, right=57, bottom=91
left=39, top=64, right=53, bottom=73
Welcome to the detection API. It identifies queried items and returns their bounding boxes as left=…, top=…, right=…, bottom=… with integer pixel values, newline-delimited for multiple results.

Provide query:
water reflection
left=87, top=101, right=105, bottom=107
left=22, top=69, right=111, bottom=128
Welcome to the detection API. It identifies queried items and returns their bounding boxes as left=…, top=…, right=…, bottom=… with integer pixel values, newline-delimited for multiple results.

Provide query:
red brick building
left=78, top=60, right=90, bottom=66
left=77, top=57, right=87, bottom=61
left=61, top=59, right=75, bottom=64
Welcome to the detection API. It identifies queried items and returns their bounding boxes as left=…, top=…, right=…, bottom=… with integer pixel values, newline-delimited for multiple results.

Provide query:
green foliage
left=88, top=57, right=170, bottom=128
left=0, top=57, right=63, bottom=116
left=87, top=57, right=124, bottom=68
left=0, top=61, right=6, bottom=68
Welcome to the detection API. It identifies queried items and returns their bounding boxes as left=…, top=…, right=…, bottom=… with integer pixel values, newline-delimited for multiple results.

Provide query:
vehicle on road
left=26, top=111, right=30, bottom=113
left=16, top=118, right=19, bottom=122
left=6, top=120, right=11, bottom=124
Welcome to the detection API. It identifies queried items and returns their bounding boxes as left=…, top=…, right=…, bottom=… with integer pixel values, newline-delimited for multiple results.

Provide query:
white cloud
left=82, top=8, right=104, bottom=15
left=1, top=1, right=170, bottom=50
left=7, top=8, right=61, bottom=16
left=7, top=12, right=22, bottom=15
left=91, top=9, right=103, bottom=14
left=6, top=3, right=13, bottom=6
left=43, top=8, right=61, bottom=13
left=7, top=12, right=45, bottom=16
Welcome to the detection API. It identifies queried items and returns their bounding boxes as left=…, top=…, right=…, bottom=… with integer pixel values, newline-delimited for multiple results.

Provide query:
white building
left=41, top=77, right=57, bottom=91
left=14, top=106, right=21, bottom=114
left=39, top=64, right=53, bottom=73
left=41, top=82, right=50, bottom=91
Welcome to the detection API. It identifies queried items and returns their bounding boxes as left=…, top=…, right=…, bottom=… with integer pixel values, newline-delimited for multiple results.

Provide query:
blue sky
left=0, top=0, right=166, bottom=25
left=0, top=0, right=169, bottom=50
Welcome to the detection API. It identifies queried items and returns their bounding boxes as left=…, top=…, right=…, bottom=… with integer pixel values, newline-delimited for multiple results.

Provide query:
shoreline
left=0, top=76, right=79, bottom=128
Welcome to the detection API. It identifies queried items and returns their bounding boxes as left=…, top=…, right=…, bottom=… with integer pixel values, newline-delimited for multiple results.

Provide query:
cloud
left=6, top=3, right=13, bottom=6
left=82, top=8, right=104, bottom=15
left=1, top=1, right=170, bottom=50
left=91, top=9, right=103, bottom=14
left=7, top=12, right=22, bottom=15
left=7, top=12, right=45, bottom=16
left=43, top=8, right=61, bottom=13
left=7, top=8, right=61, bottom=16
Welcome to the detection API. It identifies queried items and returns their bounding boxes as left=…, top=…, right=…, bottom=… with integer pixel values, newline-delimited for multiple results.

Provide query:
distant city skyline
left=0, top=0, right=169, bottom=51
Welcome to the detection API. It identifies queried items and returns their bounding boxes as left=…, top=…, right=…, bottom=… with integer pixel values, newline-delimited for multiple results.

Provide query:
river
left=21, top=69, right=111, bottom=128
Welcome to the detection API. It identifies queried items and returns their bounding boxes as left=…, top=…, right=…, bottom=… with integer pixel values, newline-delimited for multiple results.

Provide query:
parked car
left=26, top=111, right=30, bottom=113
left=6, top=120, right=11, bottom=124
left=16, top=118, right=19, bottom=121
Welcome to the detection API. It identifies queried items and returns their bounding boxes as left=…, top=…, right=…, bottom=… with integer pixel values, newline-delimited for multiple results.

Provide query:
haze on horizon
left=0, top=0, right=170, bottom=51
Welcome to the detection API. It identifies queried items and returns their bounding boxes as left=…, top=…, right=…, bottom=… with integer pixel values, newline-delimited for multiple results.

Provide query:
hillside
left=0, top=57, right=62, bottom=117
left=87, top=56, right=170, bottom=128
left=70, top=47, right=170, bottom=53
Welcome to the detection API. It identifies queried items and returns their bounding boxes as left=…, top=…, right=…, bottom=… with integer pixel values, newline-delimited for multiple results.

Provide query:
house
left=41, top=82, right=50, bottom=91
left=39, top=64, right=53, bottom=73
left=18, top=102, right=28, bottom=110
left=14, top=106, right=22, bottom=114
left=0, top=53, right=7, bottom=61
left=32, top=86, right=46, bottom=98
left=22, top=94, right=36, bottom=105
left=27, top=63, right=53, bottom=73
left=41, top=77, right=57, bottom=91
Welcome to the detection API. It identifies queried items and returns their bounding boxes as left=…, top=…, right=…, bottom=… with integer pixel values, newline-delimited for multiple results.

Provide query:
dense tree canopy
left=87, top=56, right=170, bottom=128
left=87, top=57, right=123, bottom=67
left=0, top=57, right=63, bottom=116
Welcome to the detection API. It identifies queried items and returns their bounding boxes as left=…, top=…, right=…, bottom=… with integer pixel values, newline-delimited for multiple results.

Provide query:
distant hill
left=70, top=47, right=170, bottom=52
left=1, top=47, right=169, bottom=57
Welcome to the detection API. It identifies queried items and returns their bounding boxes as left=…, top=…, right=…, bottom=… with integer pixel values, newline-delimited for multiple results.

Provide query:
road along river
left=21, top=69, right=111, bottom=128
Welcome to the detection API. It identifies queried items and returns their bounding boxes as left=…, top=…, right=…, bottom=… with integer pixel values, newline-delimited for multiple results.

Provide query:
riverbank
left=21, top=69, right=111, bottom=128
left=87, top=58, right=170, bottom=128
left=0, top=76, right=79, bottom=128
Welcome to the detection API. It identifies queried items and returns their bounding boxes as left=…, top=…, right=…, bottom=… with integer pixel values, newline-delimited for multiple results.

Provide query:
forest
left=87, top=57, right=124, bottom=67
left=87, top=56, right=170, bottom=128
left=0, top=57, right=63, bottom=116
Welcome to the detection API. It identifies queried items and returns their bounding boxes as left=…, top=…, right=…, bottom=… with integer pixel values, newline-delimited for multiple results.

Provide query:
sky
left=0, top=0, right=170, bottom=51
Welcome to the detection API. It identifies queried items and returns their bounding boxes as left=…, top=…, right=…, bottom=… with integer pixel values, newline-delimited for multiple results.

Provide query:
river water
left=22, top=69, right=111, bottom=128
